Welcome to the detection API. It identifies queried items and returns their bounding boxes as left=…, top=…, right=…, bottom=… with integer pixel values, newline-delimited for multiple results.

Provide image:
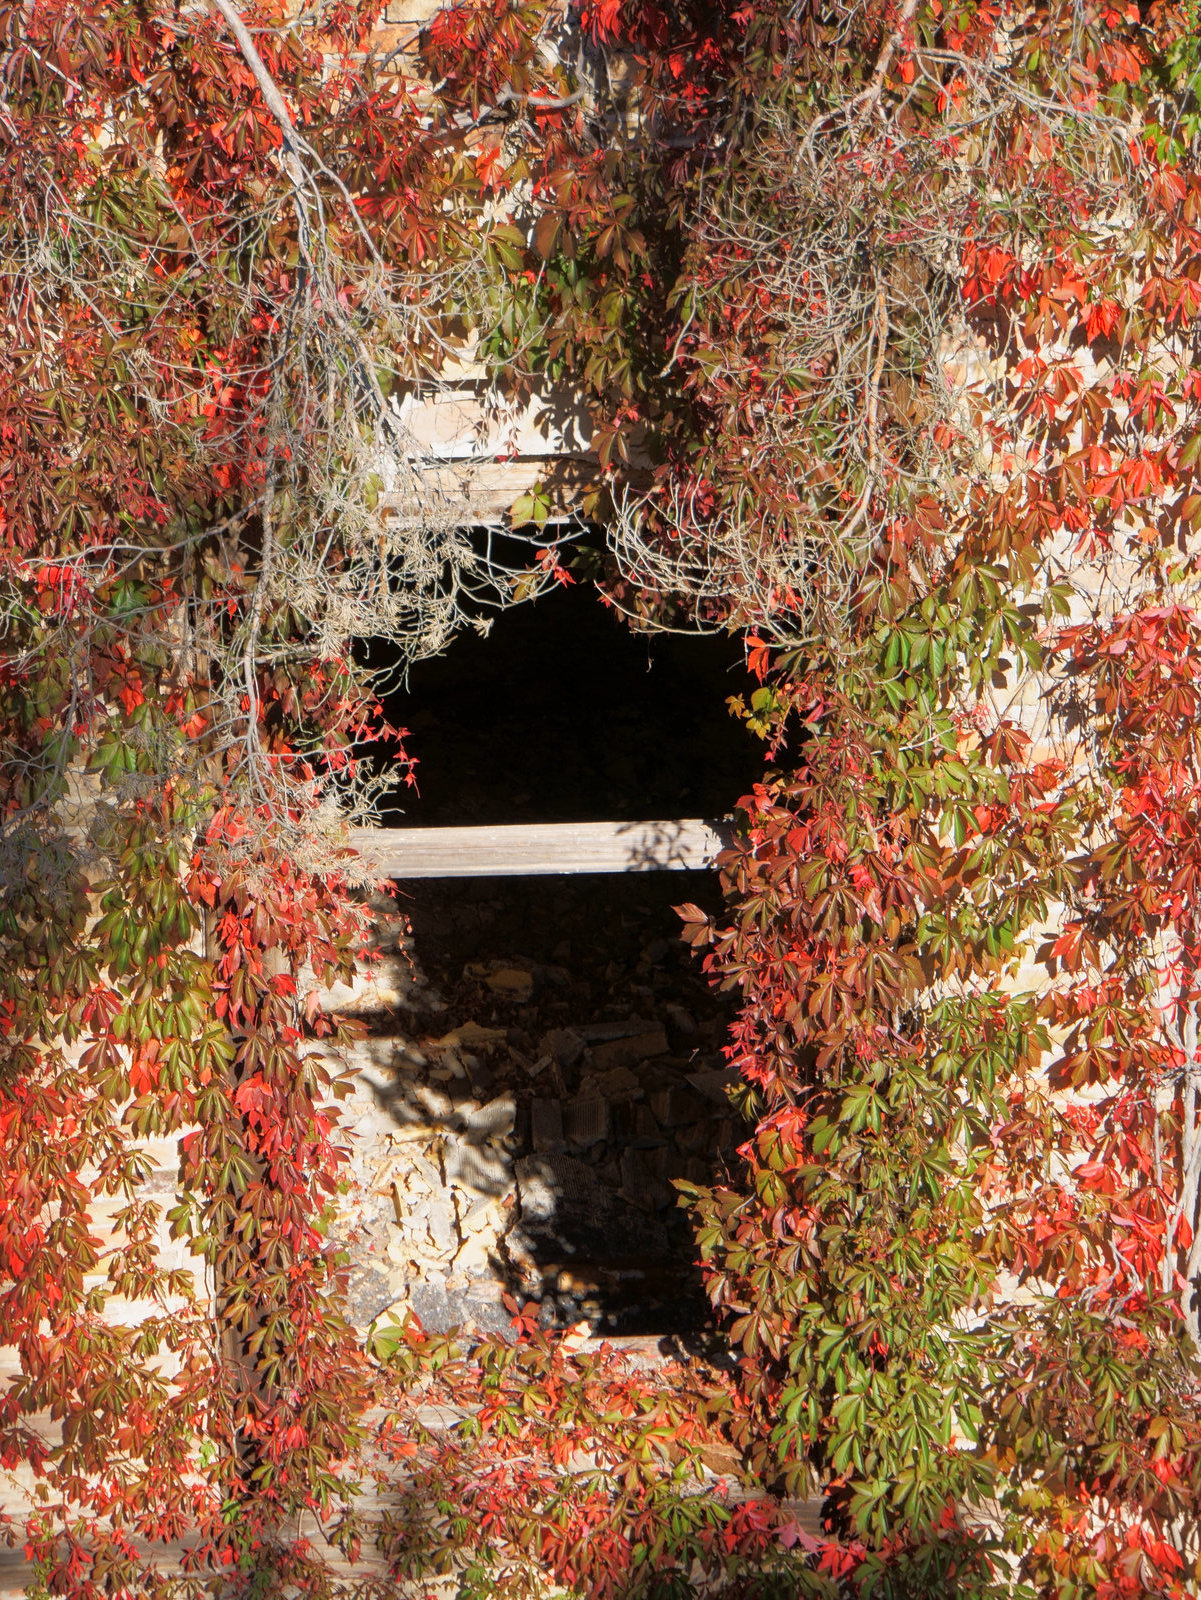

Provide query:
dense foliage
left=651, top=2, right=1201, bottom=1594
left=2, top=0, right=1201, bottom=1596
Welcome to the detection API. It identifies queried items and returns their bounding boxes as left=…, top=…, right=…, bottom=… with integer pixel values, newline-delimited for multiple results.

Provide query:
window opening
left=341, top=581, right=762, bottom=1340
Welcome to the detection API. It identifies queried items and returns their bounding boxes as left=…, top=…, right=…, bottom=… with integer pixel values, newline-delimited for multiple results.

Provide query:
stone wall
left=321, top=885, right=744, bottom=1342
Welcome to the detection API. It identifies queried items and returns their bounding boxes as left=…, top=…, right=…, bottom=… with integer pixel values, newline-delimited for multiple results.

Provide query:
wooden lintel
left=349, top=819, right=732, bottom=878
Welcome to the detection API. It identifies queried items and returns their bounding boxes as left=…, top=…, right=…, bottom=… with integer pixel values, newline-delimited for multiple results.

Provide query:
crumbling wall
left=320, top=885, right=746, bottom=1341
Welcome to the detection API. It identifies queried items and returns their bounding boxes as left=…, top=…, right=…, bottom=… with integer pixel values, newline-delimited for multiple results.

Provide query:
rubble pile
left=327, top=874, right=747, bottom=1339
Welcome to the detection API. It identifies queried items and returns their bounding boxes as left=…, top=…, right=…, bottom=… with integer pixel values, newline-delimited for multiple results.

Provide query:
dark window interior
left=367, top=578, right=760, bottom=827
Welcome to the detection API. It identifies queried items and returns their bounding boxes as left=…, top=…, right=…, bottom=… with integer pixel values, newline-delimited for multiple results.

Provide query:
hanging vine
left=4, top=0, right=1201, bottom=1597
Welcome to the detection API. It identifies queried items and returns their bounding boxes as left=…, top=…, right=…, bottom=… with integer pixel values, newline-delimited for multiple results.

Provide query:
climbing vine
left=4, top=0, right=1201, bottom=1597
left=646, top=1, right=1201, bottom=1593
left=0, top=0, right=651, bottom=1591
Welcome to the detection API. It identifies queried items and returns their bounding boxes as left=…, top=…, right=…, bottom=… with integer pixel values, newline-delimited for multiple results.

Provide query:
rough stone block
left=687, top=1065, right=740, bottom=1105
left=542, top=1027, right=585, bottom=1068
left=595, top=1065, right=642, bottom=1099
left=514, top=1156, right=558, bottom=1224
left=583, top=1020, right=668, bottom=1070
left=443, top=1135, right=512, bottom=1197
left=650, top=1083, right=709, bottom=1128
left=664, top=1003, right=696, bottom=1035
left=462, top=1094, right=516, bottom=1144
left=563, top=1095, right=608, bottom=1147
left=406, top=1280, right=511, bottom=1335
left=633, top=1103, right=661, bottom=1142
left=531, top=1098, right=564, bottom=1152
left=619, top=1145, right=671, bottom=1210
left=676, top=1120, right=717, bottom=1155
left=485, top=967, right=534, bottom=1001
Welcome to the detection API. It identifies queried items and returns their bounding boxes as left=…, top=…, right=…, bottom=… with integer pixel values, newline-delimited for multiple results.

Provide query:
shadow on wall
left=323, top=876, right=750, bottom=1342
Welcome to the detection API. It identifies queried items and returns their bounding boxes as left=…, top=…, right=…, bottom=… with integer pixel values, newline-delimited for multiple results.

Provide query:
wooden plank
left=349, top=819, right=731, bottom=878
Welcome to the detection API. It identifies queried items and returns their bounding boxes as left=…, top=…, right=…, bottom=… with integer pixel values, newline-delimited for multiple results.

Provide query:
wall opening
left=344, top=581, right=764, bottom=1343
left=366, top=574, right=759, bottom=827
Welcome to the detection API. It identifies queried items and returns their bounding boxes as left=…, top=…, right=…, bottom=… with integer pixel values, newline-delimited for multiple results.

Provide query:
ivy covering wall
left=2, top=1, right=1201, bottom=1596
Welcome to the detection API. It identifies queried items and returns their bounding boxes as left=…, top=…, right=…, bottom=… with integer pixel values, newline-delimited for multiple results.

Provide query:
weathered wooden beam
left=350, top=819, right=732, bottom=878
